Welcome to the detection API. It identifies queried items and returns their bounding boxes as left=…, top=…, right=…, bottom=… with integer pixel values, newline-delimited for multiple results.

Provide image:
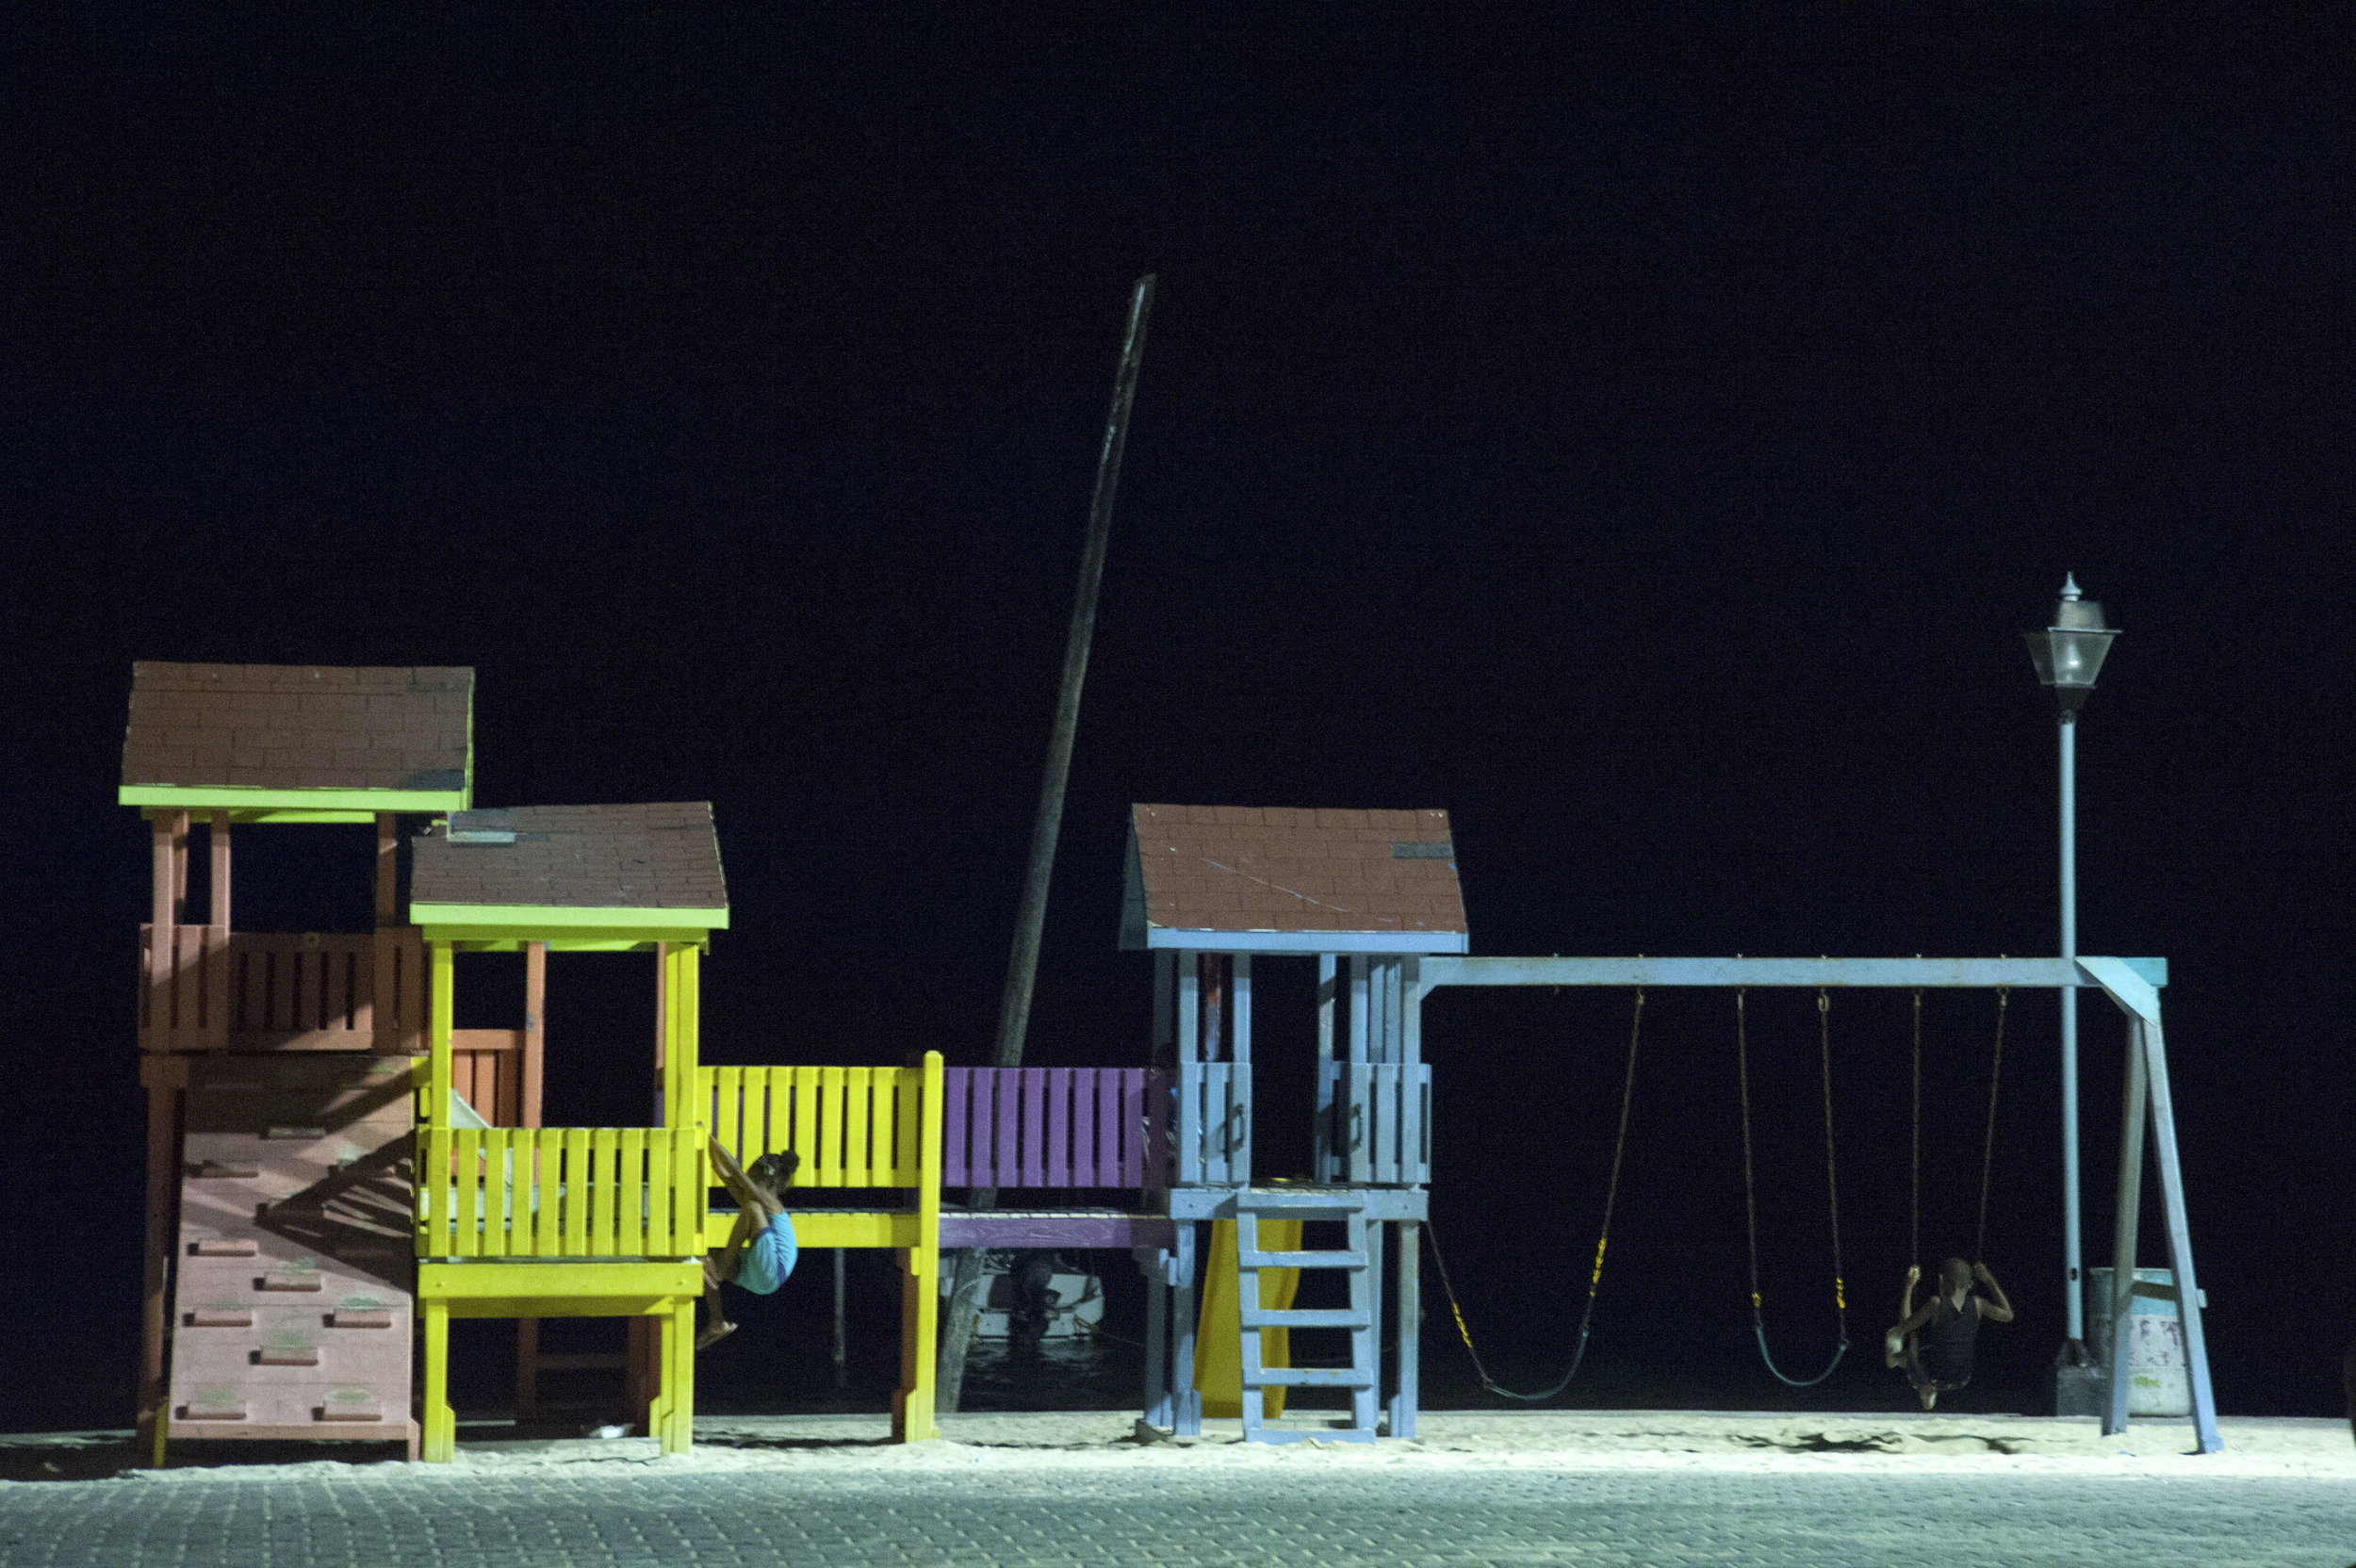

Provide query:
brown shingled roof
left=1127, top=804, right=1466, bottom=941
left=122, top=662, right=473, bottom=792
left=409, top=803, right=727, bottom=911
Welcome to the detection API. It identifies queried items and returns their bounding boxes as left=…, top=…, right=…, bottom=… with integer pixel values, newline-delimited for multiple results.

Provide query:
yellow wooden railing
left=703, top=1065, right=927, bottom=1186
left=416, top=1125, right=705, bottom=1259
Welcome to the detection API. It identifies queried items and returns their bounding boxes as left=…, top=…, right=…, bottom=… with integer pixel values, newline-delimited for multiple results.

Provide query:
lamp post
left=2023, top=574, right=2119, bottom=1398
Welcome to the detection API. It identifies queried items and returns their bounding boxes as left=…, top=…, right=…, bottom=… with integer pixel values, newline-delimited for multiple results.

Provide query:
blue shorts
left=733, top=1212, right=799, bottom=1296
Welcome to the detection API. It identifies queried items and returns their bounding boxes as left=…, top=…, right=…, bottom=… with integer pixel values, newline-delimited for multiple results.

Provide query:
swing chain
left=1739, top=987, right=1849, bottom=1387
left=1973, top=987, right=2008, bottom=1266
left=1432, top=988, right=1646, bottom=1402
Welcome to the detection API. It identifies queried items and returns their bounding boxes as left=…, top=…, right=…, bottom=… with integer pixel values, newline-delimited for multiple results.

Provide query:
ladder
left=1235, top=1187, right=1377, bottom=1443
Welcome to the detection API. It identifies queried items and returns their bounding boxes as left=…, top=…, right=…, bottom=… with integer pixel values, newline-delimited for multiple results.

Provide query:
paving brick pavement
left=4, top=1461, right=2354, bottom=1568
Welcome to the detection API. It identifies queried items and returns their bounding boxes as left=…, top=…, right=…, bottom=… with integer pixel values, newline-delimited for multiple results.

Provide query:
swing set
left=1433, top=980, right=2007, bottom=1395
left=1416, top=955, right=2217, bottom=1452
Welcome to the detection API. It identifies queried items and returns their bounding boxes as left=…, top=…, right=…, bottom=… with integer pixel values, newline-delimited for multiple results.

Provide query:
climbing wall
left=169, top=1054, right=417, bottom=1443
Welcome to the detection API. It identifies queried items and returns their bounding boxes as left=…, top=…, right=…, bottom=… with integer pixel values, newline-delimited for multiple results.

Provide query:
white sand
left=33, top=1409, right=2347, bottom=1485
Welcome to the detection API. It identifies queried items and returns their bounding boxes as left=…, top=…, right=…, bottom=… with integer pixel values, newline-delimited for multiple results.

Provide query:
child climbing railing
left=415, top=1127, right=706, bottom=1259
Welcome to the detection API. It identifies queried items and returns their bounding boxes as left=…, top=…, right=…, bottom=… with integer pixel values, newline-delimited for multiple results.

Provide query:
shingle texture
left=122, top=663, right=473, bottom=792
left=410, top=803, right=728, bottom=911
left=1131, top=804, right=1466, bottom=936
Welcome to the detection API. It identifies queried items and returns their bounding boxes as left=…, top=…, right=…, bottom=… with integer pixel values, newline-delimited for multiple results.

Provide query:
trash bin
left=2086, top=1267, right=2207, bottom=1417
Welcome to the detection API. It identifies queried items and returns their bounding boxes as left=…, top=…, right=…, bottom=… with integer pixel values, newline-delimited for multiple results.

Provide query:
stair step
left=1237, top=1250, right=1366, bottom=1270
left=1238, top=1422, right=1378, bottom=1445
left=1240, top=1307, right=1368, bottom=1330
left=1235, top=1189, right=1369, bottom=1215
left=1241, top=1365, right=1377, bottom=1389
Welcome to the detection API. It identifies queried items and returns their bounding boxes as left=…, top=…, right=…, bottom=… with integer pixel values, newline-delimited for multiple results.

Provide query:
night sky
left=6, top=8, right=2349, bottom=1429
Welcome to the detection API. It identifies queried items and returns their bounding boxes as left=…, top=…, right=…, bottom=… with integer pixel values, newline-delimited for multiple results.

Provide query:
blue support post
left=1171, top=1224, right=1201, bottom=1436
left=1390, top=1222, right=1419, bottom=1439
left=1315, top=954, right=1337, bottom=1182
left=1137, top=1248, right=1170, bottom=1430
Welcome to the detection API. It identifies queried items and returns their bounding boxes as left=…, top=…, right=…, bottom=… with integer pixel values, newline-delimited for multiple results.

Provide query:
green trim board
left=434, top=933, right=710, bottom=953
left=123, top=785, right=469, bottom=814
left=411, top=903, right=727, bottom=932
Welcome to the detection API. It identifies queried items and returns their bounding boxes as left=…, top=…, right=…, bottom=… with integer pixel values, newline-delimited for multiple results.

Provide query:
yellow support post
left=421, top=1298, right=454, bottom=1462
left=892, top=1050, right=944, bottom=1442
left=427, top=941, right=454, bottom=1130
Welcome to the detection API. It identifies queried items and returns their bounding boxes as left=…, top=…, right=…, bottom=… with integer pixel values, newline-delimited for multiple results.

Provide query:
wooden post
left=170, top=811, right=190, bottom=926
left=203, top=812, right=230, bottom=1051
left=1315, top=954, right=1337, bottom=1181
left=515, top=939, right=545, bottom=1426
left=375, top=811, right=398, bottom=925
left=147, top=813, right=179, bottom=1048
left=371, top=813, right=409, bottom=1054
left=1390, top=1221, right=1420, bottom=1439
left=136, top=1058, right=182, bottom=1463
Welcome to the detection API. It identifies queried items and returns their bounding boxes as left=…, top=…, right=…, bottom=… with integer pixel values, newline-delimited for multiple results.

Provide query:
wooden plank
left=563, top=1129, right=590, bottom=1254
left=793, top=1068, right=819, bottom=1184
left=1065, top=1069, right=1093, bottom=1186
left=452, top=1128, right=483, bottom=1258
left=894, top=1068, right=920, bottom=1185
left=1348, top=1065, right=1373, bottom=1184
left=621, top=1127, right=648, bottom=1255
left=817, top=1067, right=845, bottom=1187
left=995, top=1070, right=1022, bottom=1188
left=1021, top=1068, right=1048, bottom=1188
left=673, top=1126, right=702, bottom=1258
left=374, top=813, right=399, bottom=926
left=714, top=1067, right=744, bottom=1161
left=843, top=1068, right=874, bottom=1184
left=943, top=1069, right=971, bottom=1185
left=590, top=1129, right=620, bottom=1255
left=420, top=1127, right=450, bottom=1254
left=1137, top=1070, right=1163, bottom=1188
left=521, top=940, right=546, bottom=1127
left=1041, top=1069, right=1069, bottom=1186
left=532, top=1130, right=562, bottom=1256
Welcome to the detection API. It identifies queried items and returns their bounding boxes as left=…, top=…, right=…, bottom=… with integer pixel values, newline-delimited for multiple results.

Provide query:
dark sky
left=5, top=8, right=2349, bottom=1425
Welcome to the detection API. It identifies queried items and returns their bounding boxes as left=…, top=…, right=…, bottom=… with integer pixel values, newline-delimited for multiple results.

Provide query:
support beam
left=1419, top=956, right=2164, bottom=995
left=2103, top=1020, right=2150, bottom=1438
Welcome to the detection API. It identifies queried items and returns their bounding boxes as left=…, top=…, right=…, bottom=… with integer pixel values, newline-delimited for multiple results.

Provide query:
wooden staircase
left=1235, top=1187, right=1378, bottom=1443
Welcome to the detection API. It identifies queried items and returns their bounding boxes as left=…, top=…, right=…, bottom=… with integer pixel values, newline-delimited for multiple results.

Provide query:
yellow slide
left=1193, top=1217, right=1301, bottom=1418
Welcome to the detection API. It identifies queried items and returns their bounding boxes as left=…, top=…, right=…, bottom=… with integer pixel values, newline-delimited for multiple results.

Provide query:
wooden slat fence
left=140, top=928, right=424, bottom=1052
left=1322, top=1062, right=1432, bottom=1185
left=416, top=1126, right=703, bottom=1258
left=1176, top=1061, right=1249, bottom=1186
left=942, top=1068, right=1169, bottom=1188
left=699, top=1066, right=928, bottom=1189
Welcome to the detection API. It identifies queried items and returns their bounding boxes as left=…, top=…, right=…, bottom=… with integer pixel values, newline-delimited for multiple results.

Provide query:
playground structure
left=123, top=665, right=2217, bottom=1459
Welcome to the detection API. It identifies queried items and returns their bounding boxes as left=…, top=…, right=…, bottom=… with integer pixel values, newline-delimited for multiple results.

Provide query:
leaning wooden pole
left=939, top=273, right=1155, bottom=1411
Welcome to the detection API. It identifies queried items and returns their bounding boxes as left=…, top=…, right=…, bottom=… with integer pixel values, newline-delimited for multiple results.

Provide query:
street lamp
left=2023, top=574, right=2118, bottom=1405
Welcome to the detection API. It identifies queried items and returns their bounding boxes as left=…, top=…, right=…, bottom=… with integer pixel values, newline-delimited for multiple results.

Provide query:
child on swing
left=699, top=1139, right=799, bottom=1349
left=1885, top=1257, right=2013, bottom=1410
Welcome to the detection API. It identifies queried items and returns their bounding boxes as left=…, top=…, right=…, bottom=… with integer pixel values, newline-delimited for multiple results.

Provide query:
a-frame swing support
left=1415, top=954, right=2220, bottom=1455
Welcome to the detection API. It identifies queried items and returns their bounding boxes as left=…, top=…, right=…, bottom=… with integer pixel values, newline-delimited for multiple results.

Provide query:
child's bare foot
left=695, top=1319, right=737, bottom=1351
left=1917, top=1386, right=1938, bottom=1412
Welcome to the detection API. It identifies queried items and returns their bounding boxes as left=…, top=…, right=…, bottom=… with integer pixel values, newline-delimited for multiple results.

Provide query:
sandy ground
left=7, top=1410, right=2351, bottom=1486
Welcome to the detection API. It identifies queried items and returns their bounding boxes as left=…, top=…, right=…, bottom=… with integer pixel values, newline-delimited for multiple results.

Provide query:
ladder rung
left=1240, top=1307, right=1368, bottom=1330
left=1238, top=1250, right=1366, bottom=1270
left=1243, top=1365, right=1376, bottom=1388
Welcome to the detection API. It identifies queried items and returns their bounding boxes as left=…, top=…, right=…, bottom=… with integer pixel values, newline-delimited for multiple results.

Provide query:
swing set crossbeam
left=1419, top=956, right=2165, bottom=993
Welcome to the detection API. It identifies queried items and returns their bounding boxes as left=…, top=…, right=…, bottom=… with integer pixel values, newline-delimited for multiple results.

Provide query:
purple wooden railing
left=941, top=1068, right=1170, bottom=1189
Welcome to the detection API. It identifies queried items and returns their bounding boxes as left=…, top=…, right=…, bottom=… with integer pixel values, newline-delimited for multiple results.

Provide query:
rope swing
left=1430, top=988, right=1646, bottom=1401
left=1738, top=987, right=1848, bottom=1387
